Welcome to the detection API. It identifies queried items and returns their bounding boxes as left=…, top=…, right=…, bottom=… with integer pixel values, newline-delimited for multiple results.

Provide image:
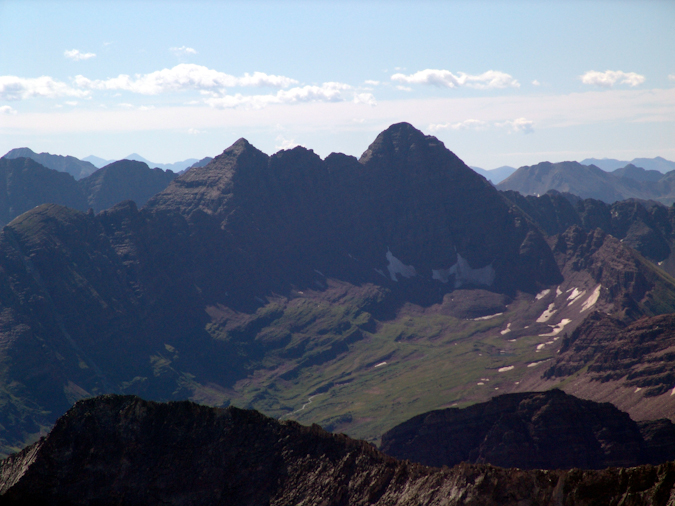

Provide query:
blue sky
left=1, top=0, right=674, bottom=169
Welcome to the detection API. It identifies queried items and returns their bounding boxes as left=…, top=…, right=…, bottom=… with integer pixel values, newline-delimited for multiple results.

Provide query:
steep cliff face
left=2, top=395, right=675, bottom=506
left=380, top=390, right=675, bottom=470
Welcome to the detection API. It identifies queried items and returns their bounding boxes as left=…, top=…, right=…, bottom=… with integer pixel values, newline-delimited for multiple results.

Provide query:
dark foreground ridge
left=380, top=389, right=675, bottom=470
left=2, top=395, right=675, bottom=506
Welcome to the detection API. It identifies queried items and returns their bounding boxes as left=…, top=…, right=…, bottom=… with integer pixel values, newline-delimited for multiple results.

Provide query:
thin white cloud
left=187, top=128, right=201, bottom=135
left=275, top=135, right=298, bottom=151
left=353, top=92, right=376, bottom=106
left=532, top=80, right=541, bottom=86
left=429, top=119, right=487, bottom=132
left=581, top=70, right=645, bottom=88
left=204, top=82, right=354, bottom=109
left=669, top=74, right=675, bottom=82
left=65, top=101, right=78, bottom=106
left=74, top=64, right=298, bottom=95
left=170, top=46, right=198, bottom=57
left=391, top=69, right=520, bottom=89
left=496, top=117, right=534, bottom=134
left=396, top=85, right=413, bottom=92
left=64, top=49, right=96, bottom=61
left=364, top=80, right=380, bottom=86
left=0, top=75, right=89, bottom=101
left=0, top=105, right=17, bottom=115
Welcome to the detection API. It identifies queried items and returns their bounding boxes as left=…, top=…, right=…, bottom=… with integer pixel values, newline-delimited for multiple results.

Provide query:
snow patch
left=473, top=312, right=503, bottom=321
left=498, top=365, right=514, bottom=372
left=536, top=343, right=546, bottom=351
left=477, top=382, right=484, bottom=385
left=535, top=289, right=551, bottom=300
left=581, top=285, right=601, bottom=312
left=539, top=318, right=572, bottom=337
left=567, top=288, right=586, bottom=304
left=671, top=386, right=675, bottom=397
left=432, top=253, right=495, bottom=288
left=314, top=269, right=324, bottom=277
left=556, top=286, right=562, bottom=297
left=386, top=249, right=416, bottom=282
left=501, top=323, right=512, bottom=335
left=635, top=387, right=642, bottom=393
left=536, top=303, right=556, bottom=323
left=374, top=268, right=387, bottom=279
left=374, top=361, right=387, bottom=368
left=527, top=359, right=551, bottom=367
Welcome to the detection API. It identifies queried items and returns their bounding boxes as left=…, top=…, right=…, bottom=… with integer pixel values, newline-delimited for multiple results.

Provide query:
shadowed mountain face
left=1, top=123, right=675, bottom=459
left=79, top=160, right=176, bottom=213
left=380, top=389, right=675, bottom=470
left=2, top=395, right=675, bottom=506
left=0, top=158, right=88, bottom=224
left=149, top=123, right=560, bottom=302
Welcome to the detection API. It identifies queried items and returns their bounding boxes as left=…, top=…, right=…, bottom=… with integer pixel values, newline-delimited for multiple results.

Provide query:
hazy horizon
left=1, top=0, right=673, bottom=169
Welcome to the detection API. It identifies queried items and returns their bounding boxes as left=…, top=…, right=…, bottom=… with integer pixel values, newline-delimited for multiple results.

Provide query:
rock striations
left=2, top=395, right=675, bottom=506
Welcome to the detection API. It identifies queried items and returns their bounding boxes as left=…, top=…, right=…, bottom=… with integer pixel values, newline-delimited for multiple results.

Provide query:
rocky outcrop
left=380, top=390, right=675, bottom=470
left=544, top=312, right=675, bottom=398
left=501, top=191, right=675, bottom=266
left=2, top=395, right=675, bottom=506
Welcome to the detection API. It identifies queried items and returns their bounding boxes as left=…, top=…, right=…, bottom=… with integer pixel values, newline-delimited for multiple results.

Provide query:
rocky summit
left=2, top=395, right=675, bottom=506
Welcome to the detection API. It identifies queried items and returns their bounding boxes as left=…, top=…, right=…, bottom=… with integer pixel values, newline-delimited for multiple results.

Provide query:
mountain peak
left=358, top=122, right=430, bottom=164
left=2, top=147, right=37, bottom=158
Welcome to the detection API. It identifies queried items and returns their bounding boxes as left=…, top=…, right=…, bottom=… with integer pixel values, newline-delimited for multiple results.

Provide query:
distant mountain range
left=0, top=157, right=176, bottom=226
left=82, top=153, right=201, bottom=172
left=581, top=156, right=675, bottom=173
left=2, top=148, right=98, bottom=179
left=469, top=165, right=516, bottom=184
left=497, top=160, right=675, bottom=204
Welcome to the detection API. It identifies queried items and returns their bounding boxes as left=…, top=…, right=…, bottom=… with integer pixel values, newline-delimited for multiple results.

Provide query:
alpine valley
left=2, top=123, right=675, bottom=500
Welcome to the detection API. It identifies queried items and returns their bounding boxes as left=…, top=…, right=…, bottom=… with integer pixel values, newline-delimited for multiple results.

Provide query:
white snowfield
left=386, top=249, right=417, bottom=281
left=535, top=289, right=551, bottom=300
left=498, top=365, right=514, bottom=372
left=473, top=313, right=503, bottom=321
left=567, top=287, right=586, bottom=304
left=539, top=318, right=572, bottom=337
left=432, top=253, right=495, bottom=288
left=581, top=285, right=601, bottom=312
left=501, top=323, right=512, bottom=335
left=537, top=303, right=556, bottom=323
left=527, top=359, right=551, bottom=367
